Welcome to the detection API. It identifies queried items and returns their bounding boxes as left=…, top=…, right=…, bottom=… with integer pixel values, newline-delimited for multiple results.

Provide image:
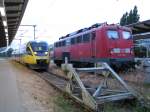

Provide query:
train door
left=91, top=31, right=96, bottom=60
left=106, top=29, right=120, bottom=58
left=24, top=46, right=34, bottom=64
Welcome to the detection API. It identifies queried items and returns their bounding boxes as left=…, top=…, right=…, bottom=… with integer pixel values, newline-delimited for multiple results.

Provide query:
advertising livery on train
left=53, top=23, right=134, bottom=68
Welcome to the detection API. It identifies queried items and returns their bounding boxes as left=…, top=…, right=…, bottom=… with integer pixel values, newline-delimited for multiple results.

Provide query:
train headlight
left=45, top=52, right=48, bottom=55
left=34, top=52, right=37, bottom=55
left=111, top=48, right=120, bottom=54
left=125, top=48, right=130, bottom=53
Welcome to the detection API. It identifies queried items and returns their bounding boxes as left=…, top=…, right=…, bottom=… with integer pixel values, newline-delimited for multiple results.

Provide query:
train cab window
left=83, top=33, right=90, bottom=42
left=107, top=30, right=119, bottom=39
left=122, top=31, right=132, bottom=39
left=26, top=47, right=32, bottom=55
left=91, top=32, right=96, bottom=40
left=31, top=42, right=48, bottom=51
left=77, top=36, right=82, bottom=43
left=71, top=38, right=76, bottom=45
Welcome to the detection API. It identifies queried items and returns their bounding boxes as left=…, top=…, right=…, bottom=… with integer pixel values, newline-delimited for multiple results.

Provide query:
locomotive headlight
left=34, top=52, right=37, bottom=55
left=45, top=52, right=48, bottom=55
left=125, top=48, right=130, bottom=53
left=111, top=48, right=120, bottom=53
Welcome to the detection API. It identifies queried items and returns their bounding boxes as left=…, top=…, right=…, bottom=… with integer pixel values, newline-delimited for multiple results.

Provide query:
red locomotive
left=53, top=23, right=134, bottom=69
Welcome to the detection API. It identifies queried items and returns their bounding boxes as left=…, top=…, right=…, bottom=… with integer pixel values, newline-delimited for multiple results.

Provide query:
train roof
left=27, top=40, right=48, bottom=44
left=57, top=23, right=131, bottom=42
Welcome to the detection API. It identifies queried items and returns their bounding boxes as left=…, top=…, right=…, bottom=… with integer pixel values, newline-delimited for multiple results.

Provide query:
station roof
left=127, top=19, right=150, bottom=40
left=0, top=0, right=28, bottom=47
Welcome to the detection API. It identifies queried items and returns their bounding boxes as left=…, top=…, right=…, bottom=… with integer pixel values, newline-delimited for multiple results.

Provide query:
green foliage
left=120, top=6, right=140, bottom=26
left=104, top=102, right=150, bottom=112
left=132, top=6, right=140, bottom=23
left=120, top=12, right=128, bottom=26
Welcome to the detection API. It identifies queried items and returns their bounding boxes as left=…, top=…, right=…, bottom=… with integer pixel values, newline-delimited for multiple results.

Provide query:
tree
left=127, top=10, right=133, bottom=24
left=132, top=6, right=140, bottom=23
left=120, top=5, right=140, bottom=26
left=120, top=12, right=128, bottom=26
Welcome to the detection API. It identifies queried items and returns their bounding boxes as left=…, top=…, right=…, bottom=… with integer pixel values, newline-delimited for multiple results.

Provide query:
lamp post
left=19, top=25, right=36, bottom=40
left=14, top=38, right=22, bottom=55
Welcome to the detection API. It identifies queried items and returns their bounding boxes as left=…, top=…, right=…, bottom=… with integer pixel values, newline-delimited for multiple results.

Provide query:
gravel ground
left=11, top=61, right=59, bottom=112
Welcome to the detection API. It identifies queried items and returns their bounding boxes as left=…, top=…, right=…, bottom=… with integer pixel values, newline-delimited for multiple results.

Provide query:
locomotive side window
left=54, top=43, right=56, bottom=47
left=83, top=33, right=90, bottom=42
left=122, top=31, right=132, bottom=39
left=55, top=42, right=57, bottom=47
left=91, top=32, right=96, bottom=40
left=107, top=30, right=119, bottom=39
left=62, top=40, right=66, bottom=46
left=77, top=36, right=82, bottom=43
left=55, top=43, right=58, bottom=47
left=58, top=42, right=61, bottom=47
left=71, top=38, right=76, bottom=45
left=66, top=39, right=70, bottom=46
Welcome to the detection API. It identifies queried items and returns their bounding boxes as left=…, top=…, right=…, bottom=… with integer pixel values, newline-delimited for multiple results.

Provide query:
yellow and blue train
left=13, top=40, right=50, bottom=70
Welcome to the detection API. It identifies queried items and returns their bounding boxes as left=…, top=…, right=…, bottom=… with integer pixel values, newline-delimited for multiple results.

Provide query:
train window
left=71, top=38, right=76, bottom=45
left=26, top=47, right=32, bottom=55
left=77, top=36, right=82, bottom=43
left=57, top=42, right=60, bottom=47
left=122, top=31, right=132, bottom=39
left=31, top=42, right=49, bottom=51
left=58, top=42, right=61, bottom=47
left=66, top=39, right=70, bottom=46
left=62, top=40, right=66, bottom=46
left=107, top=30, right=119, bottom=39
left=54, top=43, right=57, bottom=47
left=56, top=42, right=58, bottom=47
left=91, top=32, right=96, bottom=40
left=83, top=33, right=90, bottom=42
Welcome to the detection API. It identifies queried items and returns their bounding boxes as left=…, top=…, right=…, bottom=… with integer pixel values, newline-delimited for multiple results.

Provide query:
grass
left=143, top=83, right=150, bottom=88
left=53, top=95, right=85, bottom=112
left=103, top=101, right=150, bottom=112
left=53, top=95, right=150, bottom=112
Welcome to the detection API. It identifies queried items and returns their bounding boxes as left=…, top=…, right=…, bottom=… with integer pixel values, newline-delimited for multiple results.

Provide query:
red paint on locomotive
left=53, top=23, right=134, bottom=67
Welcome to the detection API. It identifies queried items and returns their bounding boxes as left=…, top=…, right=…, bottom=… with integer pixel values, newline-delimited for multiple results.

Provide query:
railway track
left=33, top=70, right=94, bottom=112
left=34, top=71, right=67, bottom=92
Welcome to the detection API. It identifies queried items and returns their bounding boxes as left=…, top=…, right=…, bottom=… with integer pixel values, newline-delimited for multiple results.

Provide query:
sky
left=10, top=0, right=150, bottom=48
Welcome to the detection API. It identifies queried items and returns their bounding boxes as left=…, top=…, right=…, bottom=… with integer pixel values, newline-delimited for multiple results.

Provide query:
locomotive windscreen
left=122, top=31, right=132, bottom=39
left=30, top=42, right=48, bottom=52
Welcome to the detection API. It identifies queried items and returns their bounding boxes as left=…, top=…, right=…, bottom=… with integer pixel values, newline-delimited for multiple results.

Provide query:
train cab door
left=24, top=46, right=33, bottom=64
left=107, top=30, right=120, bottom=58
left=91, top=31, right=96, bottom=60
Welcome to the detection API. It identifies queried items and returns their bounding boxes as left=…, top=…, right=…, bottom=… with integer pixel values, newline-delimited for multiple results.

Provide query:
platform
left=0, top=58, right=21, bottom=112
